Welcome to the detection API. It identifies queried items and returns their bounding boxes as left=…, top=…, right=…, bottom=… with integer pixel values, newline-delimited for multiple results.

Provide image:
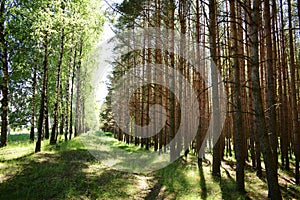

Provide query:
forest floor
left=0, top=132, right=299, bottom=200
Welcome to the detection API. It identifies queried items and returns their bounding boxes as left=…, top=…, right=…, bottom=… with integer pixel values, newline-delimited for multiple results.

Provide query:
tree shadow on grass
left=198, top=166, right=208, bottom=200
left=155, top=158, right=192, bottom=198
left=144, top=181, right=163, bottom=200
left=216, top=167, right=252, bottom=200
left=280, top=184, right=300, bottom=199
left=0, top=149, right=135, bottom=200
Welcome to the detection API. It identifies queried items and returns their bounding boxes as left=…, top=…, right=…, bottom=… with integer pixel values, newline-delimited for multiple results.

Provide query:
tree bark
left=209, top=0, right=221, bottom=177
left=75, top=42, right=83, bottom=137
left=0, top=0, right=9, bottom=147
left=69, top=47, right=77, bottom=140
left=230, top=0, right=245, bottom=192
left=168, top=0, right=176, bottom=162
left=30, top=61, right=37, bottom=141
left=35, top=31, right=48, bottom=153
left=264, top=0, right=278, bottom=170
left=287, top=0, right=300, bottom=184
left=250, top=0, right=282, bottom=198
left=44, top=92, right=50, bottom=139
left=50, top=27, right=65, bottom=144
left=279, top=0, right=289, bottom=170
left=64, top=48, right=72, bottom=141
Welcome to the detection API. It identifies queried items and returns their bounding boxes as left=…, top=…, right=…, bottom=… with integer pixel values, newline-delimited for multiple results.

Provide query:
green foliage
left=1, top=0, right=104, bottom=131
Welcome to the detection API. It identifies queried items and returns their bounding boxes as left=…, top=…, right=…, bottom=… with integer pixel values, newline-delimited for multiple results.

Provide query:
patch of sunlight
left=0, top=163, right=5, bottom=168
left=124, top=184, right=140, bottom=197
left=82, top=163, right=104, bottom=177
left=134, top=175, right=153, bottom=190
left=185, top=169, right=200, bottom=183
left=176, top=193, right=202, bottom=200
left=244, top=170, right=268, bottom=199
left=0, top=146, right=33, bottom=161
left=80, top=132, right=172, bottom=173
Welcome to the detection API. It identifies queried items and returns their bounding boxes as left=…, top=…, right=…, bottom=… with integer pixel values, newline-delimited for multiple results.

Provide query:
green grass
left=0, top=132, right=299, bottom=199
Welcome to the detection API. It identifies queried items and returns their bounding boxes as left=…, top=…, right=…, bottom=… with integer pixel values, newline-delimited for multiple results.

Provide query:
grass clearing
left=0, top=131, right=299, bottom=199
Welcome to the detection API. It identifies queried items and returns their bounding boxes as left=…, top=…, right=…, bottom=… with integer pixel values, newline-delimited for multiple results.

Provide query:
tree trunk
left=287, top=0, right=300, bottom=184
left=30, top=61, right=37, bottom=141
left=44, top=93, right=50, bottom=139
left=264, top=0, right=278, bottom=170
left=59, top=80, right=65, bottom=136
left=0, top=0, right=9, bottom=147
left=230, top=0, right=245, bottom=192
left=35, top=31, right=48, bottom=153
left=75, top=42, right=83, bottom=137
left=250, top=1, right=282, bottom=198
left=69, top=48, right=77, bottom=140
left=209, top=0, right=221, bottom=177
left=81, top=99, right=85, bottom=133
left=50, top=27, right=65, bottom=144
left=64, top=48, right=72, bottom=141
left=279, top=0, right=289, bottom=170
left=168, top=0, right=176, bottom=162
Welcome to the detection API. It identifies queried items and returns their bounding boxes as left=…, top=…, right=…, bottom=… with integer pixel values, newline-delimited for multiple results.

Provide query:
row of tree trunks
left=102, top=1, right=300, bottom=197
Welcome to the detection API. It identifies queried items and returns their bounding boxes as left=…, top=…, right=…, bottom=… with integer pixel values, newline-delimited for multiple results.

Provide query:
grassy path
left=0, top=132, right=299, bottom=199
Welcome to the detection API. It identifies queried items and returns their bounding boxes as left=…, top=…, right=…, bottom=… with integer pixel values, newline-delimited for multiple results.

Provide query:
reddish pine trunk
left=287, top=0, right=300, bottom=184
left=250, top=1, right=282, bottom=198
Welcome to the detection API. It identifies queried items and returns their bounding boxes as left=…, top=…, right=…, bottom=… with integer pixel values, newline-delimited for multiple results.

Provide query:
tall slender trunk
left=81, top=98, right=85, bottom=133
left=69, top=48, right=77, bottom=140
left=168, top=0, right=176, bottom=161
left=35, top=31, right=48, bottom=153
left=209, top=0, right=221, bottom=177
left=64, top=48, right=72, bottom=141
left=195, top=0, right=205, bottom=166
left=279, top=0, right=289, bottom=170
left=75, top=42, right=83, bottom=137
left=30, top=61, right=37, bottom=141
left=178, top=0, right=187, bottom=157
left=0, top=0, right=8, bottom=147
left=264, top=0, right=278, bottom=169
left=245, top=0, right=256, bottom=169
left=230, top=0, right=245, bottom=192
left=59, top=81, right=65, bottom=136
left=287, top=0, right=300, bottom=184
left=250, top=0, right=282, bottom=198
left=145, top=1, right=152, bottom=150
left=44, top=92, right=50, bottom=139
left=155, top=0, right=162, bottom=152
left=50, top=27, right=65, bottom=144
